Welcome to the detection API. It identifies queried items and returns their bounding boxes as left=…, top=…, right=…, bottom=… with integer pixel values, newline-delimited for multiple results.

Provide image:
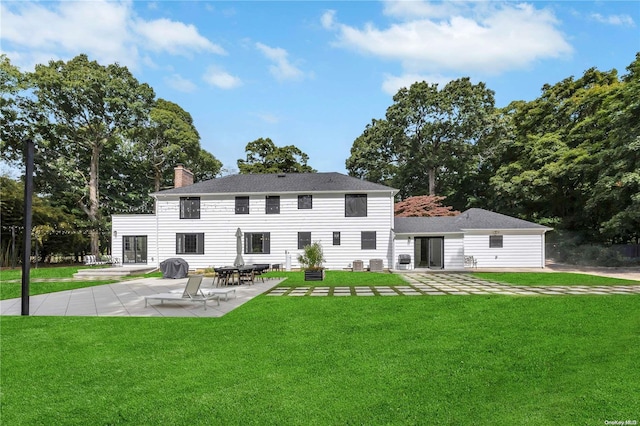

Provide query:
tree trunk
left=428, top=167, right=436, bottom=195
left=154, top=167, right=161, bottom=192
left=88, top=142, right=101, bottom=256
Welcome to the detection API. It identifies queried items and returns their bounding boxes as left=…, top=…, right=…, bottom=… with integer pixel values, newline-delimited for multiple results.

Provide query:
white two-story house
left=111, top=167, right=398, bottom=270
left=111, top=166, right=551, bottom=271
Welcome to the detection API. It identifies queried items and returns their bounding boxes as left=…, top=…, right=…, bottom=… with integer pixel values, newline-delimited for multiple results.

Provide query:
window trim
left=345, top=194, right=367, bottom=217
left=298, top=232, right=312, bottom=250
left=235, top=196, right=249, bottom=214
left=179, top=197, right=200, bottom=219
left=176, top=233, right=205, bottom=255
left=244, top=232, right=271, bottom=254
left=266, top=196, right=280, bottom=214
left=361, top=231, right=376, bottom=250
left=489, top=235, right=503, bottom=248
left=298, top=194, right=313, bottom=210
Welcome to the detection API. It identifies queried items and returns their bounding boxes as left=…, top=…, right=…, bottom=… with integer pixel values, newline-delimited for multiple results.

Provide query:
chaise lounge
left=145, top=275, right=220, bottom=310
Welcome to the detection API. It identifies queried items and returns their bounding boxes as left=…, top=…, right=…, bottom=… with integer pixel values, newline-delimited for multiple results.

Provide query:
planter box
left=304, top=269, right=325, bottom=281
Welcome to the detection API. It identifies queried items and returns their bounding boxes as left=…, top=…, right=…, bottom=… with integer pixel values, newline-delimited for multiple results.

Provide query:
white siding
left=463, top=230, right=546, bottom=268
left=444, top=236, right=465, bottom=270
left=111, top=214, right=159, bottom=266
left=149, top=191, right=395, bottom=270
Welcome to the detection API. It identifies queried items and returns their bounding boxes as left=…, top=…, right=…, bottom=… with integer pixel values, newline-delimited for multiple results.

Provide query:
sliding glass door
left=122, top=236, right=147, bottom=264
left=414, top=237, right=444, bottom=269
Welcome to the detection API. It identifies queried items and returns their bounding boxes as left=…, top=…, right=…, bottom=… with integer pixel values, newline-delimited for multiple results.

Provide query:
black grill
left=398, top=254, right=411, bottom=265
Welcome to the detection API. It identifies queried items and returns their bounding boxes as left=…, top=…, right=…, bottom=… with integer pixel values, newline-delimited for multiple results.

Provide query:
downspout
left=154, top=195, right=160, bottom=268
left=390, top=190, right=396, bottom=270
left=541, top=230, right=546, bottom=269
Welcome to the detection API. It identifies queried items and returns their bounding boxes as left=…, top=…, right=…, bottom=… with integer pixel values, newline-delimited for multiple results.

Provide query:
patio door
left=415, top=237, right=444, bottom=269
left=122, top=236, right=147, bottom=264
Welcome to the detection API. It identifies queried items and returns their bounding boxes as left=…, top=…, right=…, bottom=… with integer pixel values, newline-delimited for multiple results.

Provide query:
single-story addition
left=393, top=209, right=551, bottom=270
left=111, top=167, right=552, bottom=271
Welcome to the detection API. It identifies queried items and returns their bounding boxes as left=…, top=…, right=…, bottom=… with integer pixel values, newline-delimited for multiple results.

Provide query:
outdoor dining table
left=214, top=265, right=257, bottom=286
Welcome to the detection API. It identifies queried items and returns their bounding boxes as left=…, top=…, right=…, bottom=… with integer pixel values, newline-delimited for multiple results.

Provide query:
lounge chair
left=145, top=275, right=220, bottom=310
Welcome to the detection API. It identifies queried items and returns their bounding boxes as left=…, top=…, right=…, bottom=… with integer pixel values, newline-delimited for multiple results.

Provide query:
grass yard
left=1, top=295, right=638, bottom=425
left=0, top=279, right=119, bottom=300
left=0, top=266, right=160, bottom=300
left=267, top=270, right=407, bottom=287
left=0, top=266, right=116, bottom=300
left=473, top=272, right=639, bottom=286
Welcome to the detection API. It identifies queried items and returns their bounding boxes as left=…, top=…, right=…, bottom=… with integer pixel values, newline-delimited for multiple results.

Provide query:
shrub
left=297, top=242, right=325, bottom=271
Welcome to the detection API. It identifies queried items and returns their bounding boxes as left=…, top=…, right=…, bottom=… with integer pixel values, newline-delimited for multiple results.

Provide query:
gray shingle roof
left=155, top=172, right=398, bottom=196
left=394, top=208, right=551, bottom=233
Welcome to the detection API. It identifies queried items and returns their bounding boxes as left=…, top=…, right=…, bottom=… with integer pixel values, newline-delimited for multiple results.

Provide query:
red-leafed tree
left=394, top=195, right=460, bottom=217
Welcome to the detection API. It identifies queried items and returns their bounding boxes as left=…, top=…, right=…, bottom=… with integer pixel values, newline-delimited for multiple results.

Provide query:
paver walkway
left=266, top=273, right=640, bottom=297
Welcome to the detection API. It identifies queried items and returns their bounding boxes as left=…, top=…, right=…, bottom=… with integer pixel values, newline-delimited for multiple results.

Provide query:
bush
left=297, top=242, right=325, bottom=271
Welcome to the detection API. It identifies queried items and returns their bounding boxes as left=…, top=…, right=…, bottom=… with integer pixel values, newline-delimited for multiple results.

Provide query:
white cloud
left=256, top=42, right=305, bottom=81
left=0, top=0, right=224, bottom=71
left=325, top=1, right=573, bottom=80
left=164, top=74, right=197, bottom=93
left=321, top=10, right=337, bottom=30
left=381, top=73, right=453, bottom=95
left=134, top=18, right=226, bottom=56
left=1, top=0, right=138, bottom=69
left=203, top=66, right=242, bottom=89
left=590, top=13, right=635, bottom=27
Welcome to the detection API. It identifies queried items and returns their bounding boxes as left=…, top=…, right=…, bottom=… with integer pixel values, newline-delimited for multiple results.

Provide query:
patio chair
left=253, top=264, right=270, bottom=283
left=145, top=275, right=220, bottom=310
left=214, top=267, right=234, bottom=286
left=238, top=266, right=254, bottom=285
left=464, top=256, right=478, bottom=269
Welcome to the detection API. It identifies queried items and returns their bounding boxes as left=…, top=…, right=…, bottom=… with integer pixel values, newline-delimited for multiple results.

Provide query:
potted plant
left=298, top=241, right=326, bottom=281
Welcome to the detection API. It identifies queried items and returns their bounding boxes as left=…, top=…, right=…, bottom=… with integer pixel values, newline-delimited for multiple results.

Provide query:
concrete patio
left=0, top=277, right=283, bottom=318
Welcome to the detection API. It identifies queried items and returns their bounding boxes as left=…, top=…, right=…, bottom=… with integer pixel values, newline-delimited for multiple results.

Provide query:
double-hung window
left=298, top=232, right=311, bottom=249
left=180, top=197, right=200, bottom=219
left=298, top=195, right=312, bottom=210
left=345, top=194, right=367, bottom=217
left=266, top=196, right=280, bottom=214
left=176, top=233, right=204, bottom=254
left=245, top=232, right=270, bottom=254
left=235, top=196, right=249, bottom=214
left=361, top=231, right=376, bottom=250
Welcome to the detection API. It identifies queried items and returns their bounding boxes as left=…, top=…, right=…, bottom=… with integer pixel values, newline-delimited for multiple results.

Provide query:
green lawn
left=267, top=270, right=407, bottom=287
left=2, top=295, right=638, bottom=424
left=0, top=265, right=95, bottom=281
left=0, top=279, right=120, bottom=300
left=473, top=272, right=639, bottom=286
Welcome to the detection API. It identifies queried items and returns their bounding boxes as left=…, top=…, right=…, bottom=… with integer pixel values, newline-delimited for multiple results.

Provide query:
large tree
left=28, top=54, right=155, bottom=255
left=345, top=119, right=398, bottom=187
left=347, top=78, right=495, bottom=201
left=133, top=98, right=221, bottom=192
left=237, top=138, right=316, bottom=174
left=487, top=55, right=639, bottom=242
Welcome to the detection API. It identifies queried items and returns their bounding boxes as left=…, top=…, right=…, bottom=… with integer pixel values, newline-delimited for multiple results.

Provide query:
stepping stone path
left=266, top=273, right=640, bottom=297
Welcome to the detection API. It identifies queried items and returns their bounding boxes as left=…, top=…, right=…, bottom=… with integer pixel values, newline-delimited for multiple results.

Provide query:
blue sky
left=2, top=1, right=639, bottom=174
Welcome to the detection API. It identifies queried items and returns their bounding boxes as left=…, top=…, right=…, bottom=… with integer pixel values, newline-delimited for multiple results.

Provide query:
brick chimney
left=174, top=164, right=194, bottom=188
